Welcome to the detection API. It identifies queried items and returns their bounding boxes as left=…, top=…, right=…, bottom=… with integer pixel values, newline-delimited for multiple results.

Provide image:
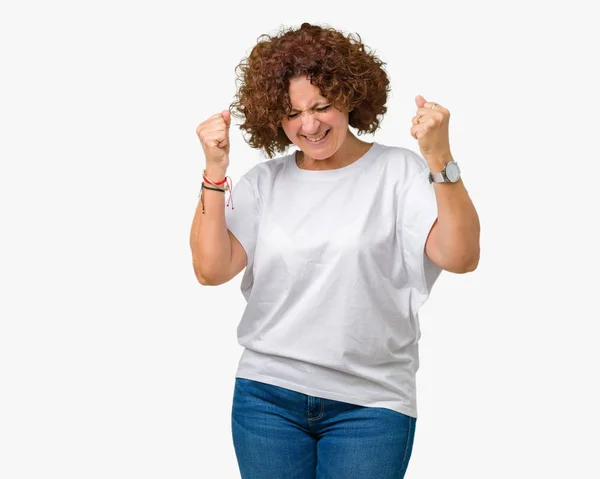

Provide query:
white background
left=1, top=0, right=599, bottom=477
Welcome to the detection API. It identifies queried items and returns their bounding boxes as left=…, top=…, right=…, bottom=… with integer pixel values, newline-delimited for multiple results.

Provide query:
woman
left=191, top=22, right=480, bottom=479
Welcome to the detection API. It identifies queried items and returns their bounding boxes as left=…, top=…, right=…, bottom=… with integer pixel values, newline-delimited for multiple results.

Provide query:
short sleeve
left=401, top=167, right=443, bottom=295
left=224, top=176, right=261, bottom=269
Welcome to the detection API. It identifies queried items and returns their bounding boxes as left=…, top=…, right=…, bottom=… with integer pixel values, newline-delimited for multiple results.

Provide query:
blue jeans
left=231, top=377, right=417, bottom=479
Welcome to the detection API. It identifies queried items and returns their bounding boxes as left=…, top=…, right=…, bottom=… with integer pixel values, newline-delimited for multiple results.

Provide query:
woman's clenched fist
left=196, top=110, right=231, bottom=169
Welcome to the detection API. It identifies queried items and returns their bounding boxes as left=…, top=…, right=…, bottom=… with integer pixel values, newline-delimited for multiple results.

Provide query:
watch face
left=446, top=162, right=460, bottom=182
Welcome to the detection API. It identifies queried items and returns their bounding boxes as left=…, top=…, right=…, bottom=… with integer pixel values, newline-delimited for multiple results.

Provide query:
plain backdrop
left=1, top=0, right=599, bottom=478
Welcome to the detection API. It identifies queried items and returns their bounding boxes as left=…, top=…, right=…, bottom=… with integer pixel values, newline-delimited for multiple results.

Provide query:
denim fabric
left=231, top=378, right=417, bottom=478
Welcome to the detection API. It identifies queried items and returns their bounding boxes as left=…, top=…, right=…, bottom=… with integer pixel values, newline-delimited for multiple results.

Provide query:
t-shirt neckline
left=288, top=142, right=383, bottom=180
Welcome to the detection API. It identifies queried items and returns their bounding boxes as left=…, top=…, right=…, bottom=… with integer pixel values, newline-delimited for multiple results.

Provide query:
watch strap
left=429, top=161, right=460, bottom=183
left=428, top=170, right=446, bottom=183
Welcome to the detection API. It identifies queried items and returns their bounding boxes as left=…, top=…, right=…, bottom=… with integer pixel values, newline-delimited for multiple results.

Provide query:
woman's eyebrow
left=289, top=102, right=329, bottom=112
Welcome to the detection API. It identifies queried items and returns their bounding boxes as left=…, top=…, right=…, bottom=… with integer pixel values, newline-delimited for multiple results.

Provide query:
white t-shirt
left=224, top=142, right=442, bottom=418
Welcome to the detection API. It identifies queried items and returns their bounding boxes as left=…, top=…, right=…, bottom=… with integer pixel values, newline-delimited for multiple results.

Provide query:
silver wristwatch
left=429, top=161, right=461, bottom=184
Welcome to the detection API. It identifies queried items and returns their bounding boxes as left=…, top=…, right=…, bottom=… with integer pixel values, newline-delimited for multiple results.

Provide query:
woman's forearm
left=426, top=155, right=480, bottom=273
left=189, top=167, right=232, bottom=284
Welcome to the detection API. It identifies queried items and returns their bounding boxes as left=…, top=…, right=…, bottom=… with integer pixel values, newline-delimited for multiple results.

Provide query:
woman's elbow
left=440, top=250, right=480, bottom=274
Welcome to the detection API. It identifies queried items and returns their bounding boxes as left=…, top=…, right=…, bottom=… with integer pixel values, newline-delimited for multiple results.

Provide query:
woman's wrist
left=203, top=166, right=228, bottom=184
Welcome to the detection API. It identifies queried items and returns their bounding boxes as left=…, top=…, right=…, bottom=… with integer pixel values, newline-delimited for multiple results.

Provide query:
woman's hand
left=410, top=95, right=452, bottom=160
left=196, top=110, right=231, bottom=170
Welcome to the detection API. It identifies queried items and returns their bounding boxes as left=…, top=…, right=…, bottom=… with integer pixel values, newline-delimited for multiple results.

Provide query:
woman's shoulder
left=374, top=143, right=429, bottom=181
left=377, top=143, right=427, bottom=166
left=236, top=151, right=293, bottom=197
left=242, top=151, right=291, bottom=177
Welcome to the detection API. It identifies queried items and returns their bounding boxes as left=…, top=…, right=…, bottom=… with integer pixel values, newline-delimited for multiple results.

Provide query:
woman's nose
left=300, top=112, right=319, bottom=134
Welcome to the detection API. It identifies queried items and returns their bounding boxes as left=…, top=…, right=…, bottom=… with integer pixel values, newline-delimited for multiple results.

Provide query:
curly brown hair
left=230, top=23, right=391, bottom=159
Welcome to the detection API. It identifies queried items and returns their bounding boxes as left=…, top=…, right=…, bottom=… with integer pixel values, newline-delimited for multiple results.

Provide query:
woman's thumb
left=221, top=109, right=231, bottom=128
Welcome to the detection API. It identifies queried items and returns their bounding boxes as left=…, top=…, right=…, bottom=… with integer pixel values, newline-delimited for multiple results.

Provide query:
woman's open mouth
left=302, top=129, right=330, bottom=145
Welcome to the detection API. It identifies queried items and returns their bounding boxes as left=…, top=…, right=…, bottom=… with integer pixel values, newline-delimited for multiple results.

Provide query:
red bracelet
left=203, top=169, right=229, bottom=186
left=199, top=170, right=234, bottom=213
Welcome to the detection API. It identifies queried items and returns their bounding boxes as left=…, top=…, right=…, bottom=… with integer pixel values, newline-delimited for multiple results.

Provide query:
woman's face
left=280, top=76, right=350, bottom=161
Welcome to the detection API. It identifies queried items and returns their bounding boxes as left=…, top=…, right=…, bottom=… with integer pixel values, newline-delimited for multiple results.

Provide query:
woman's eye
left=286, top=105, right=330, bottom=119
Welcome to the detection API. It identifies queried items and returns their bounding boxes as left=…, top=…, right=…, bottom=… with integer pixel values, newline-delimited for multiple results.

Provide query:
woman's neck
left=296, top=134, right=372, bottom=171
